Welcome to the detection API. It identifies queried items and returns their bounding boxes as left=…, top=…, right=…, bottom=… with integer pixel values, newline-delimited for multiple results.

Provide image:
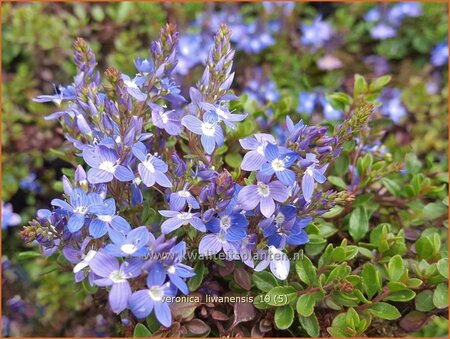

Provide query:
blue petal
left=264, top=143, right=278, bottom=162
left=301, top=173, right=315, bottom=202
left=89, top=219, right=108, bottom=238
left=201, top=135, right=215, bottom=155
left=147, top=262, right=166, bottom=287
left=154, top=301, right=172, bottom=327
left=114, top=165, right=135, bottom=182
left=67, top=213, right=85, bottom=233
left=129, top=290, right=154, bottom=319
left=276, top=169, right=296, bottom=186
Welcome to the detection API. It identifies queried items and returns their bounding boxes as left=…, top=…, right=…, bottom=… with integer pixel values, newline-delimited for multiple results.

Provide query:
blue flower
left=33, top=84, right=76, bottom=105
left=199, top=212, right=248, bottom=256
left=151, top=242, right=195, bottom=295
left=132, top=143, right=172, bottom=188
left=380, top=88, right=407, bottom=123
left=199, top=102, right=247, bottom=130
left=83, top=145, right=135, bottom=184
left=254, top=245, right=290, bottom=280
left=181, top=111, right=224, bottom=155
left=431, top=42, right=449, bottom=67
left=89, top=198, right=132, bottom=240
left=128, top=266, right=177, bottom=326
left=2, top=201, right=21, bottom=229
left=169, top=187, right=200, bottom=211
left=300, top=153, right=327, bottom=203
left=300, top=17, right=333, bottom=48
left=370, top=23, right=397, bottom=40
left=122, top=74, right=147, bottom=102
left=240, top=133, right=276, bottom=171
left=104, top=226, right=150, bottom=257
left=297, top=92, right=317, bottom=115
left=134, top=57, right=154, bottom=74
left=149, top=103, right=182, bottom=136
left=260, top=205, right=311, bottom=248
left=159, top=210, right=206, bottom=234
left=237, top=174, right=290, bottom=218
left=51, top=188, right=101, bottom=232
left=321, top=97, right=343, bottom=120
left=89, top=252, right=143, bottom=314
left=261, top=143, right=299, bottom=186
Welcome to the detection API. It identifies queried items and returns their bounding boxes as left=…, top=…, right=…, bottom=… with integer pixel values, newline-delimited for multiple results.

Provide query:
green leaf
left=369, top=75, right=391, bottom=91
left=415, top=290, right=435, bottom=312
left=252, top=271, right=279, bottom=292
left=368, top=302, right=401, bottom=320
left=224, top=152, right=242, bottom=169
left=295, top=256, right=317, bottom=286
left=296, top=292, right=323, bottom=317
left=415, top=237, right=435, bottom=261
left=188, top=261, right=206, bottom=292
left=354, top=74, right=368, bottom=96
left=299, top=314, right=320, bottom=337
left=423, top=202, right=447, bottom=220
left=384, top=289, right=416, bottom=302
left=361, top=264, right=382, bottom=299
left=133, top=323, right=152, bottom=337
left=437, top=258, right=448, bottom=278
left=380, top=178, right=401, bottom=197
left=348, top=206, right=369, bottom=242
left=274, top=305, right=295, bottom=330
left=328, top=176, right=348, bottom=189
left=405, top=153, right=422, bottom=175
left=387, top=255, right=405, bottom=282
left=433, top=283, right=448, bottom=309
left=266, top=286, right=297, bottom=306
left=18, top=251, right=42, bottom=260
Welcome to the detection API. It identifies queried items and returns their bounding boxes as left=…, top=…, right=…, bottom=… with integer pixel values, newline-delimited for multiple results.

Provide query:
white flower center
left=257, top=182, right=271, bottom=198
left=306, top=166, right=314, bottom=176
left=178, top=190, right=191, bottom=198
left=99, top=161, right=116, bottom=173
left=98, top=215, right=112, bottom=223
left=201, top=122, right=216, bottom=137
left=167, top=265, right=176, bottom=274
left=144, top=160, right=155, bottom=173
left=220, top=216, right=231, bottom=230
left=124, top=79, right=138, bottom=89
left=177, top=212, right=192, bottom=221
left=109, top=270, right=127, bottom=283
left=121, top=243, right=137, bottom=255
left=148, top=286, right=164, bottom=301
left=133, top=177, right=142, bottom=185
left=74, top=206, right=87, bottom=214
left=275, top=213, right=285, bottom=226
left=272, top=159, right=285, bottom=171
left=161, top=113, right=169, bottom=124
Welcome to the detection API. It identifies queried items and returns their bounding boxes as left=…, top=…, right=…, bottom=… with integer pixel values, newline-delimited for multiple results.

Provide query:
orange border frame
left=0, top=1, right=448, bottom=338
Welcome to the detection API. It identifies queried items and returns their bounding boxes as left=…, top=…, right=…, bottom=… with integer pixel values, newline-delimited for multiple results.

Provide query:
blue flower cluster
left=27, top=23, right=359, bottom=328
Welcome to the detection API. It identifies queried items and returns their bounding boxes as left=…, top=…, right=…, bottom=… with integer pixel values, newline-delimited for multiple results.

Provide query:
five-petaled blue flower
left=261, top=143, right=299, bottom=186
left=159, top=210, right=206, bottom=234
left=89, top=252, right=143, bottom=314
left=129, top=266, right=177, bottom=327
left=132, top=144, right=172, bottom=188
left=181, top=111, right=224, bottom=155
left=83, top=145, right=134, bottom=184
left=89, top=198, right=132, bottom=241
left=52, top=188, right=101, bottom=233
left=104, top=226, right=150, bottom=257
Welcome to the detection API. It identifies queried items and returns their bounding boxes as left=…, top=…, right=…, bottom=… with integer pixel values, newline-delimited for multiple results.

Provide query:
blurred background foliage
left=1, top=2, right=448, bottom=337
